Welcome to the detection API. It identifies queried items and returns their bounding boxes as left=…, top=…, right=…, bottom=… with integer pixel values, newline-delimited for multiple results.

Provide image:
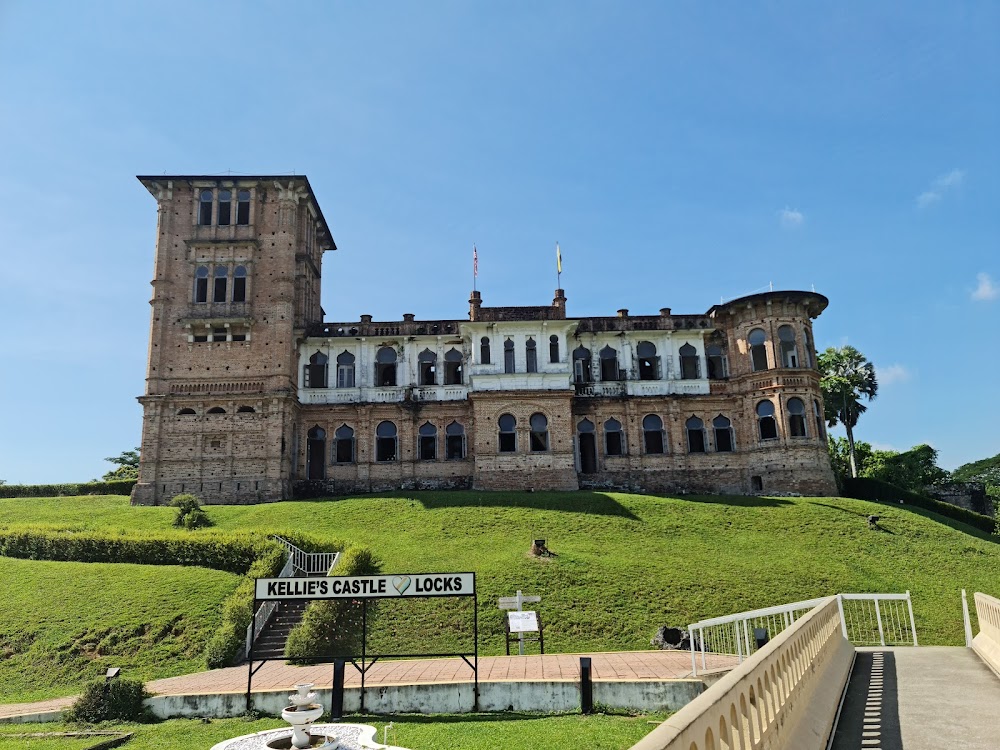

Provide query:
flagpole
left=473, top=244, right=477, bottom=292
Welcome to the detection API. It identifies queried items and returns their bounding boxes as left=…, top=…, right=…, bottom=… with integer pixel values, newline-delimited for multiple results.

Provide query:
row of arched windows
left=571, top=342, right=722, bottom=383
left=305, top=421, right=467, bottom=474
left=578, top=415, right=732, bottom=456
left=748, top=325, right=814, bottom=372
left=198, top=189, right=251, bottom=226
left=479, top=337, right=559, bottom=373
left=305, top=348, right=465, bottom=389
left=176, top=406, right=255, bottom=415
left=194, top=265, right=247, bottom=304
left=497, top=413, right=549, bottom=452
left=756, top=398, right=824, bottom=440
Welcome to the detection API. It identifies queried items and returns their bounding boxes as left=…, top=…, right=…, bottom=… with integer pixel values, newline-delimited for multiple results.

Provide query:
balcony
left=183, top=302, right=250, bottom=321
left=574, top=381, right=627, bottom=398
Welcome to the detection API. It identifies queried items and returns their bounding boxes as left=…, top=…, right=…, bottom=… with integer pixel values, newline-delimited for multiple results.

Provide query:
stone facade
left=132, top=174, right=837, bottom=505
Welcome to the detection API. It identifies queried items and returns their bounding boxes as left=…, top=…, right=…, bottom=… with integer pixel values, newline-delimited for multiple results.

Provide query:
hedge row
left=843, top=477, right=998, bottom=535
left=0, top=479, right=137, bottom=498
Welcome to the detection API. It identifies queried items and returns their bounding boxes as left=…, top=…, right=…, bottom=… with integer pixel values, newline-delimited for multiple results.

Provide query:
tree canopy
left=818, top=345, right=878, bottom=478
left=102, top=448, right=140, bottom=481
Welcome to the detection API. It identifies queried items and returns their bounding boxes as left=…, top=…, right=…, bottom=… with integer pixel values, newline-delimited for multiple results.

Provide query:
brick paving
left=0, top=650, right=737, bottom=720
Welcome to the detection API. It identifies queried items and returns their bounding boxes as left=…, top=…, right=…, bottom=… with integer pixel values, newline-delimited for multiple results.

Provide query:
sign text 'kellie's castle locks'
left=130, top=175, right=836, bottom=507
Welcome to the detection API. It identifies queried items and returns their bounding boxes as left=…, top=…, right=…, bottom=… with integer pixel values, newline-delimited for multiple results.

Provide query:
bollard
left=331, top=659, right=346, bottom=719
left=580, top=657, right=593, bottom=714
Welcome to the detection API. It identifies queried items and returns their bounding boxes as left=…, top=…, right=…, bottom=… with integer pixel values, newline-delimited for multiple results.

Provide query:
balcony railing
left=184, top=302, right=250, bottom=320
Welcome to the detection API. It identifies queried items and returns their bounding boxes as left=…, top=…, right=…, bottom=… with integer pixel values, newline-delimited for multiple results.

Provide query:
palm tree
left=818, top=346, right=878, bottom=478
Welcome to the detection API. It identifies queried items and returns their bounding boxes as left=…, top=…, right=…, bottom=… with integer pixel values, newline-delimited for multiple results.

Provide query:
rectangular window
left=195, top=277, right=208, bottom=303
left=213, top=276, right=227, bottom=303
left=231, top=333, right=247, bottom=342
left=337, top=365, right=355, bottom=388
left=446, top=435, right=465, bottom=459
left=218, top=200, right=231, bottom=226
left=606, top=432, right=623, bottom=456
left=335, top=439, right=354, bottom=463
left=716, top=430, right=734, bottom=452
left=237, top=191, right=250, bottom=225
left=211, top=327, right=227, bottom=342
left=499, top=433, right=516, bottom=452
left=504, top=348, right=515, bottom=374
left=420, top=436, right=436, bottom=460
left=232, top=276, right=246, bottom=303
left=193, top=334, right=208, bottom=343
left=526, top=348, right=538, bottom=373
left=376, top=437, right=396, bottom=462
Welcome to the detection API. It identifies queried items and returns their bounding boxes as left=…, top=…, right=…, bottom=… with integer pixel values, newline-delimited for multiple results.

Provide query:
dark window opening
left=236, top=190, right=250, bottom=225
left=336, top=351, right=355, bottom=388
left=306, top=426, right=326, bottom=480
left=787, top=397, right=807, bottom=437
left=207, top=406, right=226, bottom=414
left=480, top=337, right=491, bottom=365
left=194, top=266, right=209, bottom=303
left=237, top=405, right=255, bottom=413
left=713, top=415, right=734, bottom=452
left=498, top=413, right=516, bottom=452
left=686, top=416, right=706, bottom=453
left=375, top=347, right=397, bottom=386
left=231, top=332, right=246, bottom=342
left=749, top=329, right=769, bottom=372
left=643, top=414, right=664, bottom=454
left=779, top=325, right=799, bottom=368
left=679, top=343, right=700, bottom=379
left=233, top=266, right=247, bottom=302
left=218, top=190, right=232, bottom=226
left=376, top=421, right=397, bottom=461
left=549, top=335, right=559, bottom=364
left=305, top=351, right=328, bottom=388
left=504, top=339, right=515, bottom=374
left=446, top=422, right=466, bottom=459
left=573, top=346, right=592, bottom=383
left=525, top=338, right=538, bottom=373
left=418, top=349, right=437, bottom=386
left=211, top=327, right=227, bottom=342
left=177, top=408, right=196, bottom=415
left=600, top=345, right=620, bottom=381
left=604, top=418, right=624, bottom=456
left=637, top=341, right=660, bottom=380
left=198, top=190, right=213, bottom=225
left=757, top=400, right=778, bottom=440
left=578, top=419, right=597, bottom=474
left=707, top=343, right=728, bottom=379
left=419, top=422, right=437, bottom=460
left=814, top=399, right=825, bottom=438
left=751, top=475, right=764, bottom=492
left=529, top=413, right=548, bottom=452
left=213, top=266, right=228, bottom=303
left=334, top=425, right=354, bottom=463
left=444, top=349, right=463, bottom=385
left=193, top=333, right=208, bottom=343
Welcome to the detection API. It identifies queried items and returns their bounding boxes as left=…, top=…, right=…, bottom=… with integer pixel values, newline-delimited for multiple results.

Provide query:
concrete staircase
left=250, top=599, right=309, bottom=661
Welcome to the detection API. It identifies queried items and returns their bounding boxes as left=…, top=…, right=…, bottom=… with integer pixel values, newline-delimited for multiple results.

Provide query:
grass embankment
left=1, top=491, right=997, bottom=664
left=0, top=557, right=239, bottom=703
left=0, top=714, right=663, bottom=750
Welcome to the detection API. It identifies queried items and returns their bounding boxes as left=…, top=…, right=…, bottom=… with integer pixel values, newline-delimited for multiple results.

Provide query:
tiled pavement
left=0, top=650, right=737, bottom=720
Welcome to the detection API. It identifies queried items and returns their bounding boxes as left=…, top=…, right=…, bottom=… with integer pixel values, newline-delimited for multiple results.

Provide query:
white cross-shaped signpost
left=498, top=589, right=541, bottom=655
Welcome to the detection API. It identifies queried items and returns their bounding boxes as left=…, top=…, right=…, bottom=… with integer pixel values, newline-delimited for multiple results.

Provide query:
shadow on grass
left=403, top=491, right=641, bottom=520
left=810, top=499, right=998, bottom=544
left=352, top=712, right=580, bottom=724
left=676, top=494, right=794, bottom=508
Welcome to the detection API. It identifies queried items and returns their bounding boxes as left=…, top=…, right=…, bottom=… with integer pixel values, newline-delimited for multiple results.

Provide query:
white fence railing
left=689, top=591, right=917, bottom=675
left=246, top=553, right=294, bottom=658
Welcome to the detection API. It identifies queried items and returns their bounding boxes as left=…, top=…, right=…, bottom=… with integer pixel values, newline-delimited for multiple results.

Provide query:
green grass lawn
left=2, top=491, right=997, bottom=664
left=0, top=557, right=240, bottom=703
left=0, top=714, right=665, bottom=750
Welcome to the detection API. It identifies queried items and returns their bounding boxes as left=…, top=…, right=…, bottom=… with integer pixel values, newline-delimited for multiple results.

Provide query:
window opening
left=418, top=422, right=437, bottom=460
left=334, top=425, right=355, bottom=463
left=237, top=405, right=255, bottom=413
left=504, top=338, right=515, bottom=374
left=707, top=343, right=728, bottom=379
left=787, top=397, right=807, bottom=437
left=599, top=345, right=620, bottom=381
left=549, top=335, right=559, bottom=363
left=194, top=266, right=209, bottom=303
left=757, top=400, right=778, bottom=440
left=231, top=332, right=247, bottom=342
left=778, top=326, right=799, bottom=368
left=193, top=332, right=208, bottom=343
left=177, top=408, right=196, bottom=415
left=751, top=475, right=764, bottom=492
left=804, top=329, right=815, bottom=368
left=578, top=419, right=597, bottom=474
left=636, top=341, right=660, bottom=380
left=198, top=189, right=213, bottom=225
left=814, top=399, right=825, bottom=438
left=529, top=413, right=549, bottom=452
left=418, top=349, right=437, bottom=386
left=679, top=343, right=700, bottom=379
left=686, top=416, right=706, bottom=452
left=643, top=414, right=664, bottom=454
left=375, top=421, right=398, bottom=461
left=573, top=346, right=592, bottom=383
left=480, top=337, right=491, bottom=365
left=232, top=266, right=247, bottom=302
left=213, top=266, right=228, bottom=303
left=713, top=415, right=734, bottom=452
left=375, top=347, right=397, bottom=386
left=446, top=421, right=466, bottom=459
left=749, top=329, right=769, bottom=371
left=236, top=190, right=250, bottom=225
left=207, top=406, right=226, bottom=414
left=604, top=418, right=624, bottom=456
left=444, top=348, right=463, bottom=385
left=336, top=351, right=355, bottom=388
left=498, top=413, right=516, bottom=452
left=218, top=189, right=232, bottom=226
left=211, top=327, right=227, bottom=342
left=525, top=338, right=538, bottom=373
left=306, top=426, right=326, bottom=480
left=305, top=351, right=328, bottom=388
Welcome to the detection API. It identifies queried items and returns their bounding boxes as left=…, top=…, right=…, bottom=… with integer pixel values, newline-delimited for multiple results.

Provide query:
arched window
left=177, top=408, right=196, bottom=415
left=207, top=406, right=226, bottom=414
left=706, top=343, right=728, bottom=379
left=232, top=265, right=247, bottom=303
left=814, top=399, right=825, bottom=438
left=578, top=419, right=597, bottom=474
left=418, top=349, right=437, bottom=386
left=306, top=426, right=326, bottom=479
left=643, top=414, right=664, bottom=454
left=498, top=414, right=516, bottom=452
left=504, top=338, right=515, bottom=374
left=336, top=351, right=355, bottom=388
left=529, top=413, right=549, bottom=452
left=334, top=425, right=355, bottom=464
left=679, top=343, right=700, bottom=379
left=213, top=265, right=228, bottom=303
left=599, top=345, right=620, bottom=381
left=778, top=325, right=799, bottom=368
left=686, top=416, right=706, bottom=452
left=198, top=189, right=213, bottom=225
left=480, top=337, right=491, bottom=365
left=236, top=189, right=251, bottom=225
left=749, top=329, right=769, bottom=371
left=578, top=418, right=595, bottom=433
left=305, top=351, right=328, bottom=388
left=418, top=422, right=437, bottom=460
left=757, top=400, right=778, bottom=440
left=194, top=266, right=209, bottom=303
left=549, top=335, right=560, bottom=364
left=573, top=346, right=592, bottom=384
left=236, top=405, right=255, bottom=413
left=804, top=328, right=815, bottom=369
left=446, top=421, right=466, bottom=459
left=787, top=397, right=807, bottom=437
left=525, top=338, right=538, bottom=373
left=713, top=415, right=734, bottom=452
left=637, top=341, right=660, bottom=380
left=604, top=418, right=624, bottom=456
left=218, top=189, right=232, bottom=226
left=444, top=348, right=463, bottom=385
left=375, top=421, right=398, bottom=461
left=375, top=347, right=397, bottom=386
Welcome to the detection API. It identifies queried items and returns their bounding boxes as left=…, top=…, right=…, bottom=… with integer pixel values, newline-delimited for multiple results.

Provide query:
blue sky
left=0, top=1, right=997, bottom=483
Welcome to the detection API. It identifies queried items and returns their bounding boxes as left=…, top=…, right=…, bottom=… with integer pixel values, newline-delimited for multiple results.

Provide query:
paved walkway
left=831, top=647, right=1000, bottom=750
left=0, top=650, right=736, bottom=720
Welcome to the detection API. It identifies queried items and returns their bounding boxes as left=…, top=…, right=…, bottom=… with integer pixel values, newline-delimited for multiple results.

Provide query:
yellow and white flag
left=556, top=242, right=562, bottom=274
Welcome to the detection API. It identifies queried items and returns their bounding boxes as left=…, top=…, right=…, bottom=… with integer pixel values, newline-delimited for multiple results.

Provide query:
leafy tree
left=827, top=437, right=874, bottom=486
left=864, top=444, right=949, bottom=492
left=818, top=346, right=878, bottom=478
left=102, top=448, right=140, bottom=481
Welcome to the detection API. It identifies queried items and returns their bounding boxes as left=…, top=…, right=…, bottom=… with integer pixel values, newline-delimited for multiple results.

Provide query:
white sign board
left=508, top=611, right=540, bottom=633
left=255, top=572, right=475, bottom=600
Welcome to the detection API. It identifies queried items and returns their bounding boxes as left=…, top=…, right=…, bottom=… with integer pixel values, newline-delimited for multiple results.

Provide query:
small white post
left=742, top=619, right=751, bottom=657
left=516, top=590, right=525, bottom=655
left=962, top=589, right=974, bottom=647
left=700, top=626, right=707, bottom=671
left=837, top=594, right=848, bottom=639
left=906, top=590, right=919, bottom=647
left=874, top=598, right=886, bottom=646
left=689, top=623, right=698, bottom=677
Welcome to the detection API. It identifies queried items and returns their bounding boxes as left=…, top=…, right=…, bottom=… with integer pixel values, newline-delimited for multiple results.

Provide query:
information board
left=507, top=610, right=540, bottom=633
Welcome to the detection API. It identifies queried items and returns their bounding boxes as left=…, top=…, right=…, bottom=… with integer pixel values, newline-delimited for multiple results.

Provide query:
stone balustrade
left=973, top=592, right=1000, bottom=675
left=630, top=596, right=854, bottom=750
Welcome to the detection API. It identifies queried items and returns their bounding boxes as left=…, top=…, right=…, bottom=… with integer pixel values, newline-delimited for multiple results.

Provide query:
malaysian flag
left=473, top=245, right=478, bottom=277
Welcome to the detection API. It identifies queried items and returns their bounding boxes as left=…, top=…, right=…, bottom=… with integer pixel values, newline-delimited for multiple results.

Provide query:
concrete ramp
left=831, top=647, right=1000, bottom=750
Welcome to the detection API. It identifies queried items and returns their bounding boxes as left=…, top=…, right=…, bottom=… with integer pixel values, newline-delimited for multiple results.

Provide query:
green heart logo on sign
left=392, top=575, right=411, bottom=595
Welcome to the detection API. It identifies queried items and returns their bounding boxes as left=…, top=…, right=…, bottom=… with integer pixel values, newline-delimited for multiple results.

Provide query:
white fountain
left=280, top=684, right=329, bottom=749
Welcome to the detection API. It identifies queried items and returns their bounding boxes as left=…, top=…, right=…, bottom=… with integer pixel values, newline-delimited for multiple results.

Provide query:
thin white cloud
left=972, top=272, right=998, bottom=302
left=879, top=364, right=911, bottom=386
left=778, top=206, right=804, bottom=229
left=870, top=442, right=897, bottom=453
left=916, top=168, right=965, bottom=208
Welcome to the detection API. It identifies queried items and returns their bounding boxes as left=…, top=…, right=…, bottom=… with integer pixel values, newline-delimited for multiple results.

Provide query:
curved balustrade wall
left=973, top=592, right=1000, bottom=676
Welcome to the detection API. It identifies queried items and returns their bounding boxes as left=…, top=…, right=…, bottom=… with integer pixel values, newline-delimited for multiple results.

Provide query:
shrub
left=65, top=677, right=149, bottom=723
left=171, top=493, right=212, bottom=529
left=286, top=545, right=381, bottom=661
left=0, top=480, right=136, bottom=498
left=843, top=477, right=997, bottom=535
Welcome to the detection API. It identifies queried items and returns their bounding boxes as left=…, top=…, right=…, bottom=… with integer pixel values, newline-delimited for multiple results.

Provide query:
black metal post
left=246, top=596, right=257, bottom=713
left=473, top=587, right=479, bottom=711
left=580, top=657, right=593, bottom=714
left=331, top=659, right=345, bottom=719
left=360, top=599, right=367, bottom=714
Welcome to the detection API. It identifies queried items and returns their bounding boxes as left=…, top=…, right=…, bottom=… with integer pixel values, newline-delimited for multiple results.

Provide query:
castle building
left=131, top=175, right=837, bottom=505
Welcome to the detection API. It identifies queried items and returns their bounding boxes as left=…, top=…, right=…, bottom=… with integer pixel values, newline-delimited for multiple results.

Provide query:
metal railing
left=246, top=553, right=294, bottom=658
left=689, top=591, right=917, bottom=676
